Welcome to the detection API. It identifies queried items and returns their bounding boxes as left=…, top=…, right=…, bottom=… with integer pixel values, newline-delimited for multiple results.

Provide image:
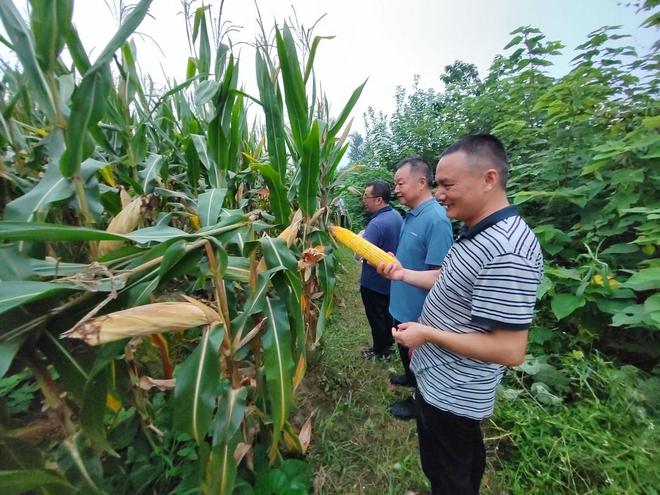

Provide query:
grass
left=296, top=246, right=428, bottom=494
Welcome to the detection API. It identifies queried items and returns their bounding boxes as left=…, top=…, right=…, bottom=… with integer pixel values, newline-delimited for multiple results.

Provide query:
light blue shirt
left=389, top=198, right=453, bottom=323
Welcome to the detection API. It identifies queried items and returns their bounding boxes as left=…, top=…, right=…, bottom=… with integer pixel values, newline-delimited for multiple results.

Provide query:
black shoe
left=362, top=348, right=391, bottom=360
left=389, top=373, right=415, bottom=387
left=390, top=396, right=415, bottom=421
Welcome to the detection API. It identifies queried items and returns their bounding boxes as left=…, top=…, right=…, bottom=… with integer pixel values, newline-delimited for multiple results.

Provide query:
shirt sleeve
left=425, top=217, right=453, bottom=266
left=471, top=253, right=542, bottom=330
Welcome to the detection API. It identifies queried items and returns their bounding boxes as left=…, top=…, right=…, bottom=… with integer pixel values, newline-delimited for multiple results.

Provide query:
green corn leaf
left=59, top=65, right=113, bottom=177
left=256, top=50, right=288, bottom=180
left=198, top=188, right=228, bottom=227
left=303, top=35, right=334, bottom=84
left=257, top=237, right=298, bottom=272
left=194, top=6, right=211, bottom=78
left=173, top=325, right=223, bottom=444
left=38, top=332, right=89, bottom=404
left=262, top=297, right=294, bottom=457
left=0, top=281, right=79, bottom=315
left=298, top=120, right=320, bottom=215
left=80, top=367, right=109, bottom=449
left=30, top=0, right=72, bottom=72
left=64, top=24, right=91, bottom=73
left=0, top=222, right=127, bottom=242
left=0, top=336, right=25, bottom=379
left=0, top=1, right=57, bottom=120
left=275, top=25, right=308, bottom=150
left=0, top=469, right=72, bottom=495
left=138, top=153, right=165, bottom=193
left=88, top=0, right=152, bottom=73
left=327, top=79, right=366, bottom=139
left=213, top=386, right=248, bottom=446
left=250, top=163, right=290, bottom=226
left=204, top=432, right=240, bottom=495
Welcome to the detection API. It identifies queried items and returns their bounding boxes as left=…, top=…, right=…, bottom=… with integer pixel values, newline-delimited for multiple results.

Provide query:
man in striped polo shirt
left=379, top=134, right=543, bottom=494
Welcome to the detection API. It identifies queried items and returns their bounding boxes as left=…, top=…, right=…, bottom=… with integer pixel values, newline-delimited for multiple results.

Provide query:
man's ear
left=483, top=168, right=499, bottom=191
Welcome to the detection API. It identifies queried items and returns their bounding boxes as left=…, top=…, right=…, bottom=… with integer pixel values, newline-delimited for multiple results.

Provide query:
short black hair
left=396, top=157, right=434, bottom=188
left=365, top=180, right=391, bottom=202
left=441, top=134, right=509, bottom=187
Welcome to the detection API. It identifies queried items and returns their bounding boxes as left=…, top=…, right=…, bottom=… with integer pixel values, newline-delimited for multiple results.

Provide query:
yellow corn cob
left=329, top=225, right=396, bottom=267
left=98, top=196, right=143, bottom=257
left=62, top=299, right=221, bottom=346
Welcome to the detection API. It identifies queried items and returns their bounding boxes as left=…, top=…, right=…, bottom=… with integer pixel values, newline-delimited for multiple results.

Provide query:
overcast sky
left=5, top=1, right=657, bottom=134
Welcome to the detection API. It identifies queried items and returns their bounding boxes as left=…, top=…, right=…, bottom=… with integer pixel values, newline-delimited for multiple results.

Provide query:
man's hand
left=377, top=253, right=404, bottom=280
left=392, top=322, right=430, bottom=348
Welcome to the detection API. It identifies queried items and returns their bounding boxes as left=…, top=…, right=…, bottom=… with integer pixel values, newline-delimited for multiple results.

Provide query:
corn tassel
left=329, top=225, right=396, bottom=267
left=62, top=299, right=221, bottom=346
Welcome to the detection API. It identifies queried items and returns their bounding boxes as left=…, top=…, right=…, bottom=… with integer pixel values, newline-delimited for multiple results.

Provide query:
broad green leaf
left=0, top=281, right=79, bottom=315
left=262, top=297, right=294, bottom=456
left=30, top=0, right=72, bottom=72
left=303, top=35, right=334, bottom=83
left=197, top=188, right=228, bottom=227
left=88, top=0, right=152, bottom=72
left=138, top=153, right=165, bottom=193
left=0, top=336, right=25, bottom=379
left=60, top=65, right=112, bottom=177
left=256, top=50, right=288, bottom=180
left=327, top=79, right=366, bottom=139
left=0, top=1, right=57, bottom=120
left=0, top=222, right=127, bottom=242
left=298, top=120, right=320, bottom=215
left=80, top=367, right=108, bottom=449
left=38, top=332, right=89, bottom=404
left=622, top=268, right=660, bottom=291
left=212, top=387, right=247, bottom=446
left=550, top=293, right=586, bottom=320
left=174, top=325, right=223, bottom=444
left=0, top=245, right=34, bottom=281
left=204, top=433, right=239, bottom=495
left=0, top=469, right=71, bottom=495
left=275, top=25, right=308, bottom=150
left=250, top=163, right=290, bottom=226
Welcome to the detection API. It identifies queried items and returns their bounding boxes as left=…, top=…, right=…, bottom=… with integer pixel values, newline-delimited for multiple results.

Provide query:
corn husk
left=257, top=209, right=304, bottom=273
left=98, top=196, right=143, bottom=257
left=62, top=300, right=221, bottom=346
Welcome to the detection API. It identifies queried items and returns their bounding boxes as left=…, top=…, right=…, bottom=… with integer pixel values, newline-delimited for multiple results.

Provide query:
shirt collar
left=407, top=197, right=436, bottom=217
left=457, top=205, right=518, bottom=241
left=371, top=205, right=392, bottom=219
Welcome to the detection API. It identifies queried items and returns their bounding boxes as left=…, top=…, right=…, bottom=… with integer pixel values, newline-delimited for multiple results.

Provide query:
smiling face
left=394, top=164, right=427, bottom=208
left=434, top=151, right=500, bottom=226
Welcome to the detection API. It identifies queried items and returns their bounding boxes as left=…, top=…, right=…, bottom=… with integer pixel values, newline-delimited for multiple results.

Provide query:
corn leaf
left=173, top=325, right=223, bottom=444
left=256, top=50, right=288, bottom=180
left=0, top=469, right=72, bottom=495
left=0, top=1, right=57, bottom=120
left=262, top=297, right=294, bottom=457
left=197, top=188, right=228, bottom=227
left=327, top=79, right=366, bottom=139
left=80, top=367, right=108, bottom=449
left=138, top=153, right=164, bottom=194
left=275, top=25, right=308, bottom=150
left=59, top=65, right=112, bottom=177
left=250, top=163, right=290, bottom=226
left=30, top=0, right=72, bottom=72
left=298, top=120, right=320, bottom=215
left=0, top=281, right=79, bottom=315
left=38, top=332, right=89, bottom=404
left=88, top=0, right=152, bottom=73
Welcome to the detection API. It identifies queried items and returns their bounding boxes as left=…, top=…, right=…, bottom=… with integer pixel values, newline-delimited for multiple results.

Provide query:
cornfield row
left=0, top=1, right=363, bottom=492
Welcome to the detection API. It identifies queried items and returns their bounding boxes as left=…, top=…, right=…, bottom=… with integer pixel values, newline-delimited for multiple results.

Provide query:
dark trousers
left=415, top=392, right=486, bottom=495
left=393, top=318, right=417, bottom=387
left=360, top=286, right=394, bottom=354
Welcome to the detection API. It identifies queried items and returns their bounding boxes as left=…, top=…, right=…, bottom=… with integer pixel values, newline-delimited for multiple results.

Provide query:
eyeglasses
left=363, top=196, right=381, bottom=200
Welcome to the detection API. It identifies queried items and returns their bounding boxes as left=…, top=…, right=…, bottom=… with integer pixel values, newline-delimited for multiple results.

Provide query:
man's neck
left=408, top=193, right=432, bottom=209
left=464, top=196, right=511, bottom=227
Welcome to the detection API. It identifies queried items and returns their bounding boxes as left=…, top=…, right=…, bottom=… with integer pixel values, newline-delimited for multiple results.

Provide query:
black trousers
left=360, top=286, right=394, bottom=354
left=393, top=318, right=417, bottom=387
left=415, top=392, right=486, bottom=495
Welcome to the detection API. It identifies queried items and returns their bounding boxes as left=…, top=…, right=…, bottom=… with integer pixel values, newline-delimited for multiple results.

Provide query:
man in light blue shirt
left=389, top=158, right=453, bottom=420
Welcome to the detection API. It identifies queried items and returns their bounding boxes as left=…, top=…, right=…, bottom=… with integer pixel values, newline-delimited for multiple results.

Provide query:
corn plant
left=0, top=1, right=362, bottom=492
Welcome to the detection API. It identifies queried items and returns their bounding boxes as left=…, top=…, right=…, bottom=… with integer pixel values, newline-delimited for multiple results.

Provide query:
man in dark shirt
left=360, top=180, right=404, bottom=359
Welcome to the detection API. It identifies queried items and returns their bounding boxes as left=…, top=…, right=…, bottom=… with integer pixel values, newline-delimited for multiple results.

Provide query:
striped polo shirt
left=410, top=206, right=543, bottom=420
